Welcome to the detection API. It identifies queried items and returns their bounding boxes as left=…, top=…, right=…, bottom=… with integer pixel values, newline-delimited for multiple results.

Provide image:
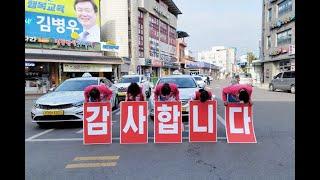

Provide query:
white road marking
left=112, top=109, right=120, bottom=114
left=115, top=111, right=120, bottom=115
left=26, top=136, right=227, bottom=142
left=217, top=114, right=226, bottom=126
left=76, top=129, right=83, bottom=134
left=25, top=129, right=54, bottom=141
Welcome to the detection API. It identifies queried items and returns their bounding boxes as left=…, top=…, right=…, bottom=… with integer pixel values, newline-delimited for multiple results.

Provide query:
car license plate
left=43, top=110, right=64, bottom=116
left=182, top=107, right=187, bottom=111
left=117, top=92, right=127, bottom=96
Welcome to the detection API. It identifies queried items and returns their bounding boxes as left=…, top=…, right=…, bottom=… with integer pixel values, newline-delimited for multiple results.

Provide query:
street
left=25, top=79, right=295, bottom=180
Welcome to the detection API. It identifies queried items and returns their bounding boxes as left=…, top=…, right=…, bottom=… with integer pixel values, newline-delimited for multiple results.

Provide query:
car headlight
left=73, top=101, right=84, bottom=107
left=33, top=103, right=40, bottom=108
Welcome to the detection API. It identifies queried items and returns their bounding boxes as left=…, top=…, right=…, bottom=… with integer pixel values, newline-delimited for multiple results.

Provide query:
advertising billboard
left=25, top=0, right=101, bottom=43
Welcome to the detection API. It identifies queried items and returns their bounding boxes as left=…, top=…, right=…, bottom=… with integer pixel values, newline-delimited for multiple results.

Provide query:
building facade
left=198, top=46, right=236, bottom=76
left=103, top=0, right=182, bottom=81
left=261, top=0, right=295, bottom=83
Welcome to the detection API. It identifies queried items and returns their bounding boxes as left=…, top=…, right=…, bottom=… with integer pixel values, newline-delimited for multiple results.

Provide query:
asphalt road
left=25, top=79, right=295, bottom=180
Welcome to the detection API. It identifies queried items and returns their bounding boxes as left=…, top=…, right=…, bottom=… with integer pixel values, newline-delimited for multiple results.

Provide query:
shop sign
left=269, top=47, right=289, bottom=57
left=63, top=64, right=112, bottom=72
left=185, top=61, right=201, bottom=69
left=25, top=62, right=35, bottom=67
left=55, top=39, right=97, bottom=49
left=152, top=59, right=163, bottom=67
left=100, top=42, right=119, bottom=52
left=145, top=59, right=152, bottom=66
left=289, top=45, right=295, bottom=55
left=270, top=16, right=295, bottom=30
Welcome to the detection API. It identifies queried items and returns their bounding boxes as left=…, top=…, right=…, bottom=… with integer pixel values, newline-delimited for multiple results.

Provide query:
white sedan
left=31, top=75, right=119, bottom=127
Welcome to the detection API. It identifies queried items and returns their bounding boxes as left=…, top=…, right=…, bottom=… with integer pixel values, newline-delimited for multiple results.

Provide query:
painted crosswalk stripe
left=74, top=156, right=119, bottom=161
left=65, top=162, right=117, bottom=168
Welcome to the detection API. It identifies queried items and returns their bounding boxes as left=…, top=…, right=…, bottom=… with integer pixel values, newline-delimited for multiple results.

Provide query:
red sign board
left=189, top=100, right=217, bottom=142
left=154, top=101, right=182, bottom=143
left=120, top=101, right=148, bottom=144
left=83, top=102, right=112, bottom=144
left=225, top=104, right=256, bottom=143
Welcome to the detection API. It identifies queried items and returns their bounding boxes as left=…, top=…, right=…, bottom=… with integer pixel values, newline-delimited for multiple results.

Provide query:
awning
left=25, top=53, right=123, bottom=65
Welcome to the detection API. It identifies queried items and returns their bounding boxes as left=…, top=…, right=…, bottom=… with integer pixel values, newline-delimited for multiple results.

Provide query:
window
left=278, top=0, right=292, bottom=17
left=279, top=60, right=291, bottom=71
left=277, top=29, right=292, bottom=46
left=169, top=26, right=177, bottom=46
left=149, top=14, right=159, bottom=58
left=159, top=20, right=168, bottom=43
left=266, top=36, right=271, bottom=49
left=138, top=10, right=144, bottom=58
left=282, top=72, right=291, bottom=78
left=274, top=73, right=282, bottom=79
left=267, top=8, right=272, bottom=22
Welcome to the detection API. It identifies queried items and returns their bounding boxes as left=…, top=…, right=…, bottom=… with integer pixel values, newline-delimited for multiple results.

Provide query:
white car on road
left=31, top=75, right=119, bottom=127
left=192, top=75, right=206, bottom=88
left=114, top=75, right=151, bottom=101
left=149, top=75, right=203, bottom=119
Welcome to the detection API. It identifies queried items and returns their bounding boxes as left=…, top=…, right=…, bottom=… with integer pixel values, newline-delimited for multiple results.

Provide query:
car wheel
left=269, top=84, right=275, bottom=91
left=290, top=85, right=295, bottom=94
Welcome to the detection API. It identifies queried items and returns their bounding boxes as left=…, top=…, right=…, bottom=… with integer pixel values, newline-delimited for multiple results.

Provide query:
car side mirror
left=48, top=87, right=55, bottom=92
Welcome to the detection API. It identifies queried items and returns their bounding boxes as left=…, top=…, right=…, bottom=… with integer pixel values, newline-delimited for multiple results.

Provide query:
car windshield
left=55, top=80, right=97, bottom=91
left=158, top=78, right=197, bottom=88
left=193, top=77, right=202, bottom=81
left=239, top=73, right=252, bottom=78
left=119, top=77, right=140, bottom=83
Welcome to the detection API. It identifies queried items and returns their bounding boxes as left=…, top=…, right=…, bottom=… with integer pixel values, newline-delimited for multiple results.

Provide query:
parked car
left=114, top=75, right=151, bottom=101
left=149, top=75, right=201, bottom=119
left=238, top=73, right=253, bottom=86
left=198, top=74, right=208, bottom=83
left=269, top=71, right=295, bottom=93
left=192, top=75, right=206, bottom=87
left=31, top=74, right=119, bottom=127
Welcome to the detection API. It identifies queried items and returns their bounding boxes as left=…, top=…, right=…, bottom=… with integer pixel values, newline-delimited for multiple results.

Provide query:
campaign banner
left=120, top=101, right=148, bottom=144
left=25, top=0, right=101, bottom=42
left=189, top=100, right=217, bottom=142
left=83, top=102, right=112, bottom=144
left=154, top=101, right=182, bottom=143
left=225, top=104, right=256, bottom=143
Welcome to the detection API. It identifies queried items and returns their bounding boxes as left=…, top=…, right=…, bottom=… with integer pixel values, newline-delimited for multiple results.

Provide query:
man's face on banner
left=75, top=1, right=97, bottom=30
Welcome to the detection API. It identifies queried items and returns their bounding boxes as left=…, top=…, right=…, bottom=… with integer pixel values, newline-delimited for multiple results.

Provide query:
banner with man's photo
left=25, top=0, right=101, bottom=43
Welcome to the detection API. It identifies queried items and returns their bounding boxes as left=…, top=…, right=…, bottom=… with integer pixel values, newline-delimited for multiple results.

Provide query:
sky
left=173, top=0, right=262, bottom=60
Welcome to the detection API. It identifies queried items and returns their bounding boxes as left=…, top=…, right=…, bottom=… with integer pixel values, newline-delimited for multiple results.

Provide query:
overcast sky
left=173, top=0, right=262, bottom=59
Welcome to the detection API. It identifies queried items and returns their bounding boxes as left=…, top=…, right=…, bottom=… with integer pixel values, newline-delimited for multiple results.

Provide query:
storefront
left=25, top=62, right=52, bottom=94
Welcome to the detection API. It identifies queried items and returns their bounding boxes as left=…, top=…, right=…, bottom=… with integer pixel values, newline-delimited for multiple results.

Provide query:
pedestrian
left=206, top=76, right=210, bottom=85
left=84, top=83, right=113, bottom=102
left=230, top=75, right=240, bottom=85
left=154, top=82, right=179, bottom=101
left=126, top=82, right=145, bottom=101
left=193, top=88, right=213, bottom=102
left=222, top=84, right=253, bottom=106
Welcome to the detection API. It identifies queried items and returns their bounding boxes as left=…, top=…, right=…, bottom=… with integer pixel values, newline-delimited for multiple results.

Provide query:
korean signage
left=189, top=101, right=217, bottom=142
left=152, top=59, right=163, bottom=67
left=83, top=102, right=112, bottom=144
left=225, top=104, right=256, bottom=143
left=100, top=42, right=119, bottom=52
left=154, top=102, right=182, bottom=143
left=120, top=101, right=148, bottom=144
left=25, top=0, right=101, bottom=43
left=63, top=63, right=112, bottom=72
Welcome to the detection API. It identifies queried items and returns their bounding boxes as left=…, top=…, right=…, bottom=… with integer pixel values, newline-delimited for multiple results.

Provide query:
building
left=103, top=0, right=182, bottom=81
left=261, top=0, right=295, bottom=83
left=198, top=46, right=236, bottom=77
left=25, top=0, right=122, bottom=94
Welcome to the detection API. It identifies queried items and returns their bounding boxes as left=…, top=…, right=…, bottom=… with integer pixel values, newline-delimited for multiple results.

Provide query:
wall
left=101, top=0, right=129, bottom=58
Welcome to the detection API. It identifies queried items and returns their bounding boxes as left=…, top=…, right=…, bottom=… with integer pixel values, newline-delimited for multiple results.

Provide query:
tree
left=247, top=52, right=258, bottom=65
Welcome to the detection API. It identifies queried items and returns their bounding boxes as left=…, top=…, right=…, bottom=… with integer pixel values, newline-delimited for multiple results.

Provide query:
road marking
left=115, top=111, right=120, bottom=115
left=76, top=129, right=83, bottom=134
left=26, top=136, right=227, bottom=142
left=74, top=156, right=119, bottom=161
left=65, top=162, right=117, bottom=169
left=217, top=114, right=226, bottom=126
left=25, top=129, right=54, bottom=141
left=113, top=109, right=120, bottom=115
